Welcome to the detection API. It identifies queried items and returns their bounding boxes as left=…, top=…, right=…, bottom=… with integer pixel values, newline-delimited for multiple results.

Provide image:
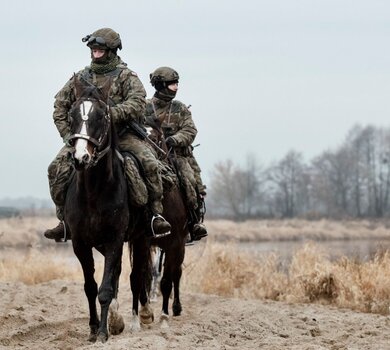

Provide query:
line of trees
left=207, top=124, right=390, bottom=220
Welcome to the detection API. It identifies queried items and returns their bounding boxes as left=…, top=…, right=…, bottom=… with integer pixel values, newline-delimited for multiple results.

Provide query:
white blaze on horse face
left=145, top=126, right=153, bottom=137
left=74, top=101, right=93, bottom=163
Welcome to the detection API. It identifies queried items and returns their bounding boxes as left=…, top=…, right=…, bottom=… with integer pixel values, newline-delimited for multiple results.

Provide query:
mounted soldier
left=44, top=28, right=171, bottom=241
left=145, top=67, right=208, bottom=241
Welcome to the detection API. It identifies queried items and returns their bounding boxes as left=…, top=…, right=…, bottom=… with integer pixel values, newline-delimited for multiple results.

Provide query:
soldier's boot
left=44, top=206, right=70, bottom=242
left=44, top=222, right=68, bottom=242
left=198, top=184, right=207, bottom=197
left=143, top=167, right=170, bottom=238
left=191, top=222, right=208, bottom=241
left=151, top=214, right=171, bottom=238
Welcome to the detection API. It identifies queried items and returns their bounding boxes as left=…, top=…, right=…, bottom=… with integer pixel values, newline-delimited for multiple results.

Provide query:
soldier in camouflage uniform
left=146, top=67, right=207, bottom=241
left=44, top=28, right=171, bottom=241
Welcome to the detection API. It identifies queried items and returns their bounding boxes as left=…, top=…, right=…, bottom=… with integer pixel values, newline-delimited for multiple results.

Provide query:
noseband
left=69, top=98, right=112, bottom=167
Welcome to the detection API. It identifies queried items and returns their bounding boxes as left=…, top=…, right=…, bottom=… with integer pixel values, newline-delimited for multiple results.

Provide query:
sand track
left=1, top=280, right=390, bottom=349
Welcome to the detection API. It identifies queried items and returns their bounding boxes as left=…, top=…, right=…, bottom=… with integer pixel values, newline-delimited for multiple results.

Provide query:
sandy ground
left=1, top=280, right=390, bottom=350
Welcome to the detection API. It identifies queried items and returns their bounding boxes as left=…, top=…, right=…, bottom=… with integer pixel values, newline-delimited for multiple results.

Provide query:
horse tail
left=143, top=243, right=153, bottom=297
left=128, top=238, right=154, bottom=299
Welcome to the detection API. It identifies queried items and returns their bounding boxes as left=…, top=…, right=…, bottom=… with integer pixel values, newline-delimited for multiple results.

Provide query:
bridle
left=69, top=97, right=112, bottom=168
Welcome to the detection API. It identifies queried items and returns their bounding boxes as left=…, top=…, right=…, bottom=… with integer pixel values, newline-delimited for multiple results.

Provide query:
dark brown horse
left=64, top=78, right=148, bottom=342
left=126, top=176, right=189, bottom=330
left=134, top=118, right=192, bottom=328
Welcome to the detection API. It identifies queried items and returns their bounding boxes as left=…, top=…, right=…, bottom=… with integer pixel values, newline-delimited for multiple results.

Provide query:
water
left=2, top=238, right=389, bottom=265
left=240, top=238, right=390, bottom=262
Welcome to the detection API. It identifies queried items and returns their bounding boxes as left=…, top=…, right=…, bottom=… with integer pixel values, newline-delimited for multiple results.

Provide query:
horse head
left=144, top=115, right=169, bottom=159
left=68, top=76, right=112, bottom=170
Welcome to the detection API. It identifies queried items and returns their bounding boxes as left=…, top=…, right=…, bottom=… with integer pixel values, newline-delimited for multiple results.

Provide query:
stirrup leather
left=57, top=221, right=68, bottom=243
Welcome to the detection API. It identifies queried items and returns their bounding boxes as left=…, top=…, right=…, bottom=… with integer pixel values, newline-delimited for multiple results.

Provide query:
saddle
left=120, top=150, right=178, bottom=208
left=120, top=151, right=148, bottom=207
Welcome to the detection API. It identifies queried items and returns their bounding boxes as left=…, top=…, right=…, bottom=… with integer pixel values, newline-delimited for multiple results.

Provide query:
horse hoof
left=173, top=304, right=182, bottom=316
left=109, top=299, right=125, bottom=335
left=140, top=314, right=154, bottom=324
left=109, top=314, right=125, bottom=335
left=140, top=304, right=154, bottom=325
left=88, top=326, right=98, bottom=342
left=88, top=333, right=97, bottom=343
left=159, top=313, right=169, bottom=329
left=130, top=314, right=141, bottom=332
left=97, top=332, right=108, bottom=343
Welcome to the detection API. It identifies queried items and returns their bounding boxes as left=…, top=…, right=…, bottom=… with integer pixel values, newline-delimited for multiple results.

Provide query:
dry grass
left=0, top=246, right=133, bottom=286
left=183, top=240, right=390, bottom=315
left=1, top=217, right=390, bottom=314
left=207, top=218, right=390, bottom=242
left=0, top=249, right=80, bottom=284
left=0, top=216, right=58, bottom=248
left=1, top=216, right=390, bottom=248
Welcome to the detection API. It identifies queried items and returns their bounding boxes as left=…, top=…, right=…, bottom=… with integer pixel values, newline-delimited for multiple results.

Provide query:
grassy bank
left=1, top=217, right=390, bottom=315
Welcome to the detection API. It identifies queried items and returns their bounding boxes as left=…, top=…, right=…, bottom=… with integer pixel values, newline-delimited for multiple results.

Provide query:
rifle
left=126, top=120, right=167, bottom=156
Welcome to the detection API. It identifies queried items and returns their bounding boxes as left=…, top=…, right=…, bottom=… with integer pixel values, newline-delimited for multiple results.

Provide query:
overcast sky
left=1, top=0, right=389, bottom=199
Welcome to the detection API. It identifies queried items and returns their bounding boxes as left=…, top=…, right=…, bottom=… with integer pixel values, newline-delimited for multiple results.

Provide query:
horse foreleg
left=129, top=245, right=141, bottom=332
left=159, top=268, right=172, bottom=328
left=129, top=238, right=152, bottom=331
left=172, top=264, right=183, bottom=316
left=108, top=298, right=124, bottom=335
left=108, top=259, right=124, bottom=336
left=139, top=281, right=154, bottom=325
left=97, top=244, right=123, bottom=343
left=73, top=245, right=99, bottom=342
left=150, top=248, right=163, bottom=302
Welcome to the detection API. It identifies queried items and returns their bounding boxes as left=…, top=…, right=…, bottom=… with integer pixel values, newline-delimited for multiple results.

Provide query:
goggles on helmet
left=165, top=80, right=179, bottom=85
left=82, top=35, right=106, bottom=47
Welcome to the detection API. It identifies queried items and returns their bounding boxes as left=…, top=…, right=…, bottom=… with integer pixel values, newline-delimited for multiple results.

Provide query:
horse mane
left=73, top=74, right=112, bottom=104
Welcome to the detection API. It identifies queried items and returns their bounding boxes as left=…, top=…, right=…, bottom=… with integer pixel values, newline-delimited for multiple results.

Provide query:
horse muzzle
left=73, top=152, right=92, bottom=170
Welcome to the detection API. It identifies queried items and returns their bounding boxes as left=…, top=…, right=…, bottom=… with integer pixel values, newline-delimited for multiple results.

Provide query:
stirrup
left=56, top=221, right=68, bottom=243
left=185, top=233, right=195, bottom=246
left=44, top=221, right=68, bottom=243
left=151, top=214, right=171, bottom=238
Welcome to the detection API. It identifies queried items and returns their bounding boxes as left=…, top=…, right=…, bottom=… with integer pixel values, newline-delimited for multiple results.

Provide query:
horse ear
left=73, top=74, right=83, bottom=99
left=100, top=78, right=112, bottom=103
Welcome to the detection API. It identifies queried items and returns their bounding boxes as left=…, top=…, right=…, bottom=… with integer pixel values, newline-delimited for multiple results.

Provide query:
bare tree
left=357, top=126, right=390, bottom=217
left=208, top=125, right=390, bottom=220
left=208, top=155, right=265, bottom=220
left=267, top=150, right=306, bottom=218
left=311, top=146, right=354, bottom=217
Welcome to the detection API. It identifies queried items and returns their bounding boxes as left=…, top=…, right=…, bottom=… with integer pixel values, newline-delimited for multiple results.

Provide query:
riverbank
left=2, top=217, right=390, bottom=249
left=1, top=217, right=390, bottom=316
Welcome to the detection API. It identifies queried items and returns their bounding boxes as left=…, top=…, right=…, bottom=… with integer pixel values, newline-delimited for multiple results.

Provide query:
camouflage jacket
left=145, top=97, right=197, bottom=149
left=53, top=58, right=146, bottom=139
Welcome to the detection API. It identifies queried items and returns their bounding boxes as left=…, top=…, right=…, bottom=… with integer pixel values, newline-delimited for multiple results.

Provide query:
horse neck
left=150, top=125, right=168, bottom=161
left=76, top=122, right=122, bottom=193
left=76, top=146, right=121, bottom=195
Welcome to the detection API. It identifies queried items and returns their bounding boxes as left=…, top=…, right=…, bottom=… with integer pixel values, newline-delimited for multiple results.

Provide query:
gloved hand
left=165, top=136, right=177, bottom=148
left=109, top=106, right=121, bottom=122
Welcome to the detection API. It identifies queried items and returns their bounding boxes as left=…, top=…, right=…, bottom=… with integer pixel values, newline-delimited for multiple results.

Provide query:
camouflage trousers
left=187, top=155, right=206, bottom=194
left=47, top=135, right=165, bottom=220
left=47, top=146, right=73, bottom=220
left=119, top=134, right=164, bottom=214
left=174, top=155, right=198, bottom=210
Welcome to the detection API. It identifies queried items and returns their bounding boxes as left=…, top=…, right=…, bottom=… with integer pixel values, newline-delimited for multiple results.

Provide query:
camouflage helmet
left=150, top=67, right=180, bottom=87
left=82, top=28, right=122, bottom=50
